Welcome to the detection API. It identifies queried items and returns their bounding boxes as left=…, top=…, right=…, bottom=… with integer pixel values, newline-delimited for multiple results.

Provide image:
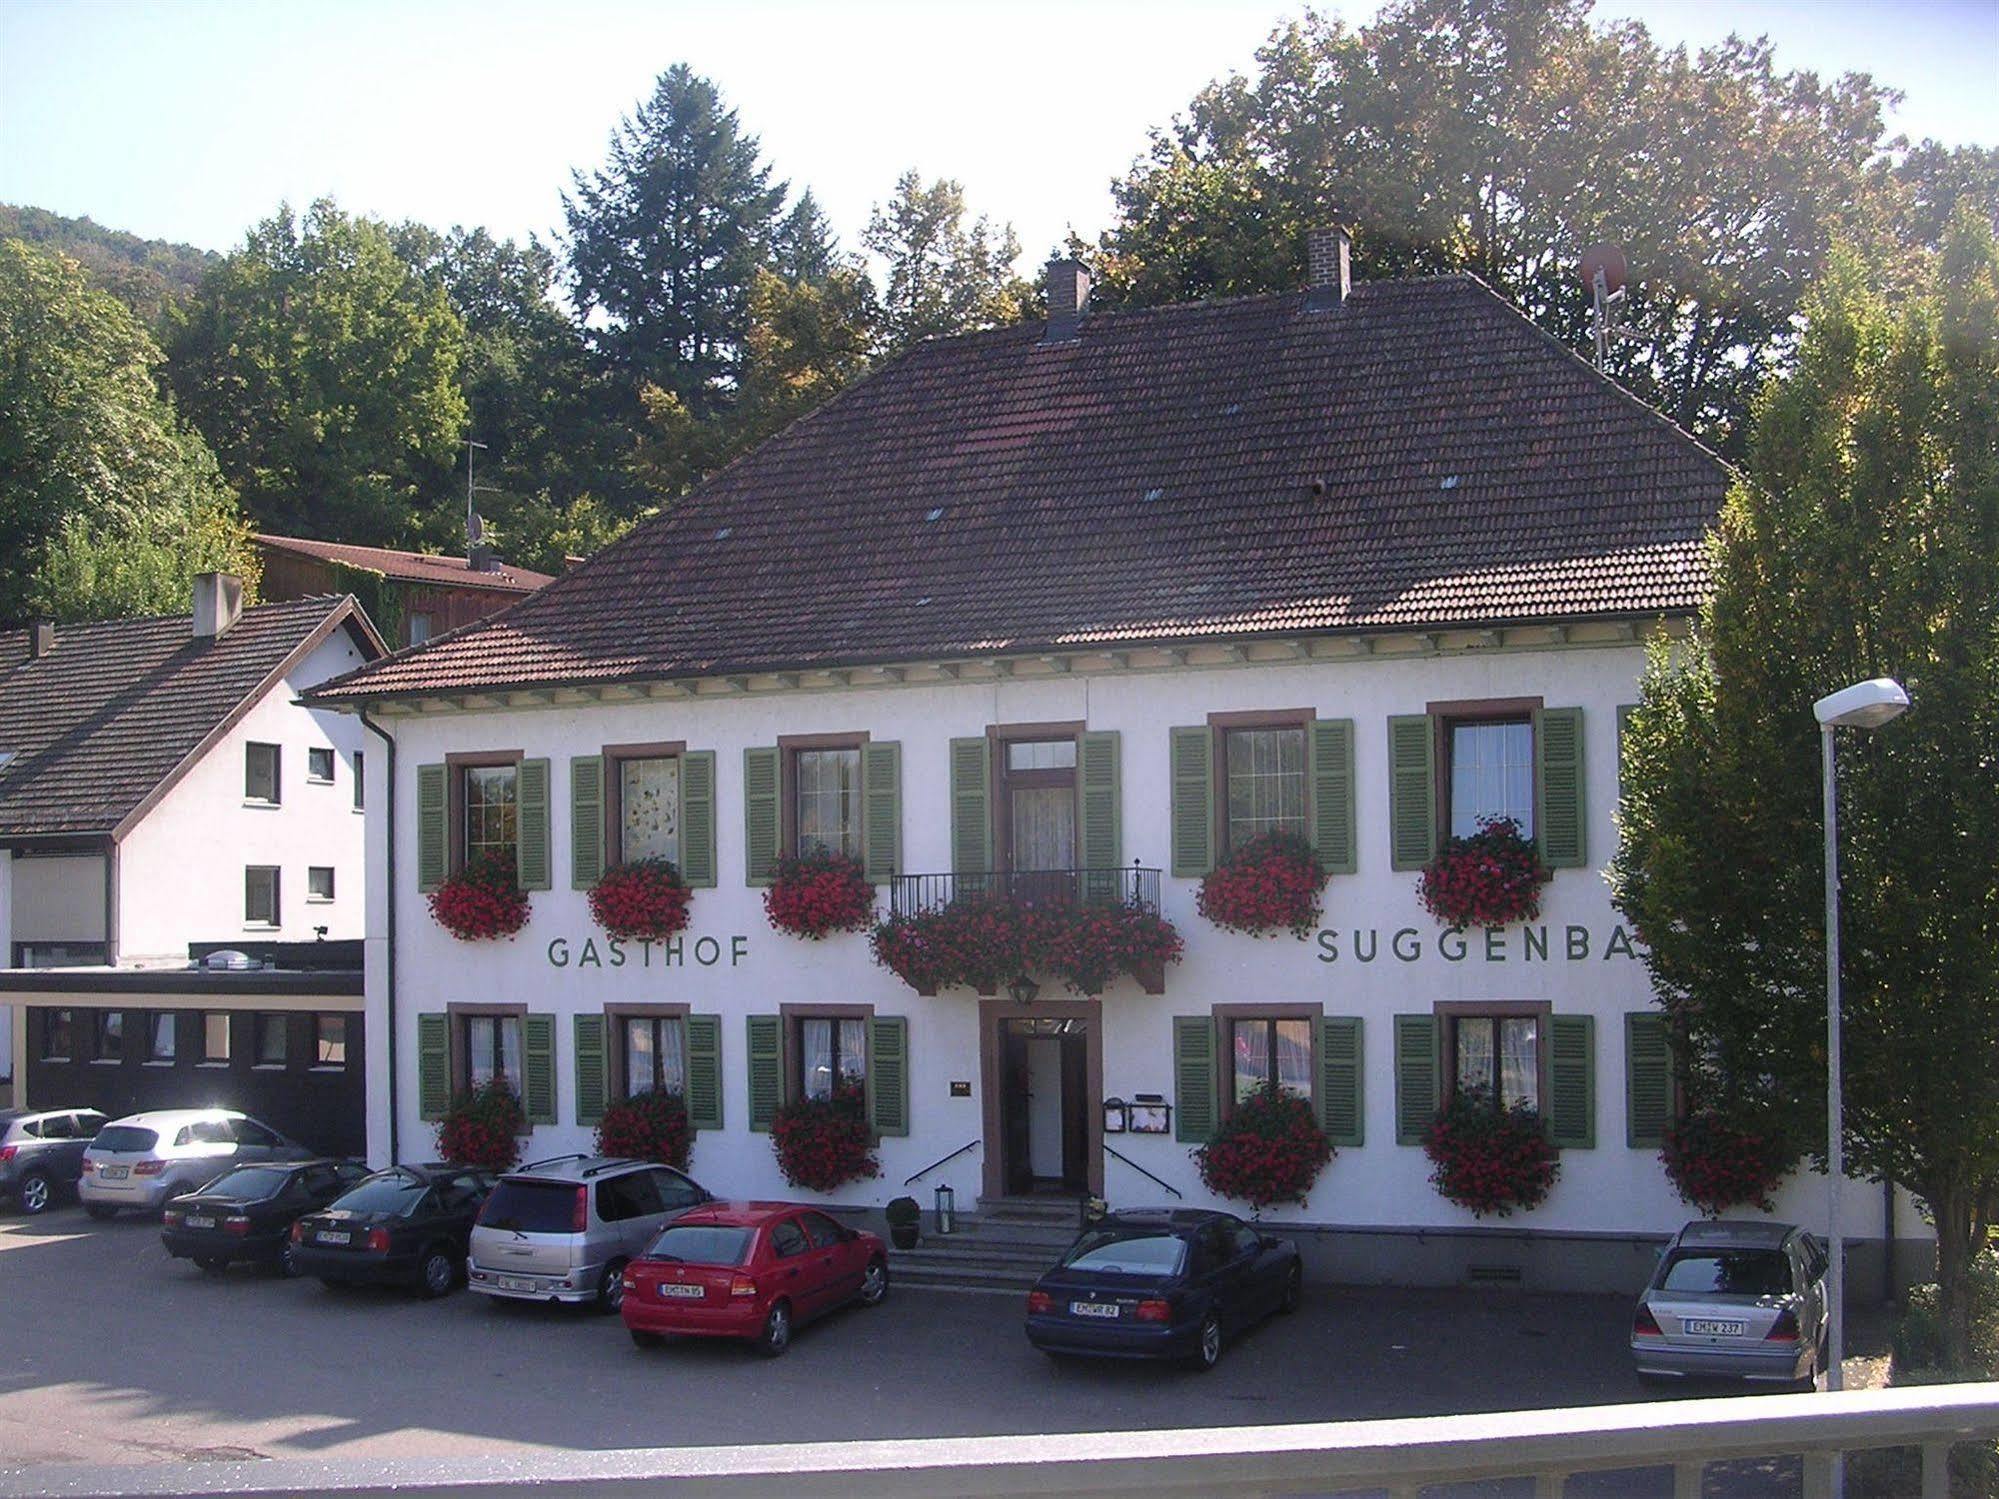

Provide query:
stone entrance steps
left=889, top=1196, right=1082, bottom=1294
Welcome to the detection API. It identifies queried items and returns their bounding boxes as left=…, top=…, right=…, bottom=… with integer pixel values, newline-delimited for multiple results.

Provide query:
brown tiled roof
left=312, top=276, right=1728, bottom=703
left=255, top=534, right=555, bottom=594
left=0, top=596, right=376, bottom=838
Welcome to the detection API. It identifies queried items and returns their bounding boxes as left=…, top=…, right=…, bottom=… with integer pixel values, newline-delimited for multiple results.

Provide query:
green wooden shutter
left=743, top=746, right=781, bottom=886
left=1393, top=1013, right=1439, bottom=1145
left=686, top=1014, right=723, bottom=1131
left=415, top=764, right=447, bottom=892
left=574, top=1013, right=607, bottom=1127
left=1625, top=1012, right=1672, bottom=1149
left=523, top=1012, right=556, bottom=1125
left=1387, top=716, right=1436, bottom=870
left=516, top=758, right=551, bottom=890
left=949, top=737, right=992, bottom=875
left=1169, top=726, right=1214, bottom=878
left=861, top=741, right=901, bottom=884
left=1077, top=731, right=1121, bottom=887
left=416, top=1012, right=449, bottom=1120
left=868, top=1015, right=909, bottom=1137
left=680, top=750, right=717, bottom=887
left=1309, top=718, right=1357, bottom=875
left=1548, top=1013, right=1596, bottom=1149
left=1318, top=1016, right=1364, bottom=1146
left=746, top=1014, right=782, bottom=1132
left=1173, top=1015, right=1217, bottom=1143
left=571, top=755, right=605, bottom=888
left=1535, top=706, right=1586, bottom=869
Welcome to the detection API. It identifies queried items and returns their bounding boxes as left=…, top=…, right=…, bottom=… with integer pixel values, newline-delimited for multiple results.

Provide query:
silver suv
left=79, top=1109, right=312, bottom=1218
left=467, top=1155, right=710, bottom=1312
left=1, top=1108, right=109, bottom=1215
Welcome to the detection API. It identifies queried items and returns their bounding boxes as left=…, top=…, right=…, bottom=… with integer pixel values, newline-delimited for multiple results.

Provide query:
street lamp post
left=1811, top=677, right=1910, bottom=1407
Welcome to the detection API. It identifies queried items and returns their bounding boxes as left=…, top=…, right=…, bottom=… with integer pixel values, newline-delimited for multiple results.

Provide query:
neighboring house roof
left=254, top=534, right=556, bottom=595
left=311, top=275, right=1731, bottom=704
left=0, top=595, right=381, bottom=840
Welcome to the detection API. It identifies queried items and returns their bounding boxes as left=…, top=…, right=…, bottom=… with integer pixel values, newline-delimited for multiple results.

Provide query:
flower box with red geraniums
left=1417, top=816, right=1550, bottom=931
left=1661, top=1109, right=1796, bottom=1217
left=764, top=849, right=875, bottom=940
left=588, top=858, right=693, bottom=942
left=869, top=895, right=1183, bottom=996
left=1193, top=1085, right=1333, bottom=1209
left=1421, top=1091, right=1560, bottom=1218
left=429, top=851, right=530, bottom=942
left=1196, top=831, right=1330, bottom=940
left=595, top=1088, right=692, bottom=1171
left=770, top=1084, right=879, bottom=1193
left=436, top=1078, right=525, bottom=1172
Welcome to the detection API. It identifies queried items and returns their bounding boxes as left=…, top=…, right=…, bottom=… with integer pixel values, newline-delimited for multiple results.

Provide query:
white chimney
left=193, top=572, right=244, bottom=639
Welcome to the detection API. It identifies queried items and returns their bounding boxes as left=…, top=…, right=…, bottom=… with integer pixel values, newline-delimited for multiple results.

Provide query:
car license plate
left=185, top=1215, right=215, bottom=1230
left=316, top=1230, right=351, bottom=1245
left=495, top=1276, right=538, bottom=1293
left=1071, top=1300, right=1119, bottom=1319
left=100, top=1165, right=129, bottom=1180
left=1684, top=1318, right=1746, bottom=1337
left=660, top=1283, right=705, bottom=1299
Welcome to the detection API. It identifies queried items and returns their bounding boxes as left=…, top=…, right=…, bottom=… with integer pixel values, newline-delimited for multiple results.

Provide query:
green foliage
left=0, top=203, right=216, bottom=332
left=0, top=238, right=256, bottom=621
left=1612, top=211, right=1999, bottom=1364
left=865, top=171, right=1032, bottom=354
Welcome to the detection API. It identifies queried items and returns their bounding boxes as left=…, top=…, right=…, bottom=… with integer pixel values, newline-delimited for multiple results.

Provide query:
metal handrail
left=904, top=1138, right=980, bottom=1187
left=890, top=865, right=1162, bottom=918
left=1105, top=1143, right=1184, bottom=1200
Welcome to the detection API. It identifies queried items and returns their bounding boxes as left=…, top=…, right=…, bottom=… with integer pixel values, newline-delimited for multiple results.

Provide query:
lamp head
left=1813, top=678, right=1909, bottom=730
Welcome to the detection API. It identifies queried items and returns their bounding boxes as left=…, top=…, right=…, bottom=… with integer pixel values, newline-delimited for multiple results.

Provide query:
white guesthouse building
left=314, top=242, right=1920, bottom=1292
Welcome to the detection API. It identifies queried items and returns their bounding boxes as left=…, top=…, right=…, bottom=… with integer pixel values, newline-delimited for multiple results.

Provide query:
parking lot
left=0, top=1203, right=1872, bottom=1495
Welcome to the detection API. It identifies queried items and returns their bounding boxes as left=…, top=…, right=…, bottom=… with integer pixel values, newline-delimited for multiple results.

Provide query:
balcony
left=889, top=866, right=1162, bottom=919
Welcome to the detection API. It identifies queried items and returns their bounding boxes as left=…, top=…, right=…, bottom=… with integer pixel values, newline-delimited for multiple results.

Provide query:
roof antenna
left=465, top=404, right=498, bottom=569
left=1580, top=244, right=1629, bottom=370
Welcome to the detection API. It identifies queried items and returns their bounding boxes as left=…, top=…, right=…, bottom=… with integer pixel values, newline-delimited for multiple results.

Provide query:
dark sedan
left=1024, top=1209, right=1302, bottom=1370
left=163, top=1159, right=371, bottom=1275
left=290, top=1164, right=496, bottom=1298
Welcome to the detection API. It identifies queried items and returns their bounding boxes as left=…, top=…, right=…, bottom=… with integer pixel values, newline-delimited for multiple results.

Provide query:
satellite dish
left=1580, top=243, right=1627, bottom=295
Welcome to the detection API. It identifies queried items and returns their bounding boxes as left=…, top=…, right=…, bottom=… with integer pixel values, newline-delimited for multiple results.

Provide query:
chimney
left=469, top=542, right=498, bottom=573
left=1305, top=226, right=1352, bottom=312
left=27, top=618, right=55, bottom=659
left=1043, top=258, right=1091, bottom=343
left=193, top=572, right=244, bottom=639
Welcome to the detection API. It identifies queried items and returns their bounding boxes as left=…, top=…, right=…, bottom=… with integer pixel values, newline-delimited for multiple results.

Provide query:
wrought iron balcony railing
left=889, top=866, right=1162, bottom=919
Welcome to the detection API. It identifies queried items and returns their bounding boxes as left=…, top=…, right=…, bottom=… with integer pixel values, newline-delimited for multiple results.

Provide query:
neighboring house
left=310, top=234, right=1921, bottom=1292
left=255, top=533, right=555, bottom=649
left=0, top=578, right=382, bottom=1153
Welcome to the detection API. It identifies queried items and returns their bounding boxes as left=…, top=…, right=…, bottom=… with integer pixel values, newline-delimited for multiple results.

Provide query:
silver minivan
left=467, top=1155, right=710, bottom=1311
left=1631, top=1219, right=1829, bottom=1387
left=79, top=1109, right=311, bottom=1219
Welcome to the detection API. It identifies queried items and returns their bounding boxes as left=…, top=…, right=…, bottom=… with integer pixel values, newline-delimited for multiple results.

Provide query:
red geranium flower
left=1197, top=832, right=1330, bottom=939
left=429, top=851, right=530, bottom=942
left=1422, top=1091, right=1560, bottom=1217
left=1193, top=1086, right=1334, bottom=1207
left=436, top=1078, right=524, bottom=1171
left=765, top=849, right=875, bottom=939
left=1417, top=817, right=1550, bottom=931
left=588, top=858, right=693, bottom=942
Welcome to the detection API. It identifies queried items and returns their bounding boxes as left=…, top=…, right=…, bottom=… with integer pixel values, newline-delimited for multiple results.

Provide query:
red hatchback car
left=621, top=1201, right=889, bottom=1356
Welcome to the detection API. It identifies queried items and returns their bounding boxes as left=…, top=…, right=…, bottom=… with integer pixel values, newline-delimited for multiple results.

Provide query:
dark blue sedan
left=1023, top=1208, right=1302, bottom=1370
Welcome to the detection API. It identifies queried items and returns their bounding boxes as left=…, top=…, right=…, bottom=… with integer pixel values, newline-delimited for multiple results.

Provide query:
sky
left=2, top=0, right=1995, bottom=268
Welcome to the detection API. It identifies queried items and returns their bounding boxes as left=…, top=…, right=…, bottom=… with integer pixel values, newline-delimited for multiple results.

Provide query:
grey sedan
left=1631, top=1219, right=1828, bottom=1388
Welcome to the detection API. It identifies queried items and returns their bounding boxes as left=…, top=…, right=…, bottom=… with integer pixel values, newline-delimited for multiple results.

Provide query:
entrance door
left=1000, top=1016, right=1089, bottom=1194
left=999, top=739, right=1076, bottom=901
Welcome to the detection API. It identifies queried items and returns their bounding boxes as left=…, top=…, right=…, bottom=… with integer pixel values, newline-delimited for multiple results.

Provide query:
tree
left=1094, top=1, right=1938, bottom=455
left=563, top=64, right=786, bottom=420
left=167, top=201, right=467, bottom=543
left=0, top=204, right=216, bottom=333
left=864, top=171, right=1031, bottom=353
left=1611, top=214, right=1999, bottom=1366
left=730, top=263, right=875, bottom=451
left=0, top=239, right=256, bottom=622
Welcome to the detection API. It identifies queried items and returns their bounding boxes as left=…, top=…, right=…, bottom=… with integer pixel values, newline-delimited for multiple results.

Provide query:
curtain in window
left=795, top=749, right=860, bottom=858
left=468, top=1016, right=522, bottom=1089
left=837, top=1019, right=866, bottom=1088
left=1225, top=728, right=1307, bottom=846
left=1233, top=1021, right=1271, bottom=1102
left=1010, top=787, right=1074, bottom=872
left=1449, top=722, right=1534, bottom=837
left=1274, top=1018, right=1312, bottom=1095
left=1456, top=1017, right=1495, bottom=1104
left=624, top=1017, right=685, bottom=1096
left=802, top=1018, right=835, bottom=1099
left=620, top=757, right=680, bottom=864
left=1500, top=1017, right=1539, bottom=1110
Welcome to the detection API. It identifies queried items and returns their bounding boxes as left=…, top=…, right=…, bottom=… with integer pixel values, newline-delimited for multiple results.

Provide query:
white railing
left=4, top=1384, right=1994, bottom=1499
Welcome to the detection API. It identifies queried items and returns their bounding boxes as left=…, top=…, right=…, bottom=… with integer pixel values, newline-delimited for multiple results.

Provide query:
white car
left=79, top=1109, right=311, bottom=1219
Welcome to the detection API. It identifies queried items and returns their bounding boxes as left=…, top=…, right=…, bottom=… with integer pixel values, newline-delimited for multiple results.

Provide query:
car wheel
left=195, top=1255, right=230, bottom=1275
left=416, top=1246, right=457, bottom=1299
left=859, top=1257, right=889, bottom=1307
left=630, top=1329, right=663, bottom=1350
left=756, top=1300, right=792, bottom=1358
left=596, top=1258, right=629, bottom=1315
left=1278, top=1263, right=1303, bottom=1315
left=17, top=1173, right=52, bottom=1216
left=1191, top=1312, right=1223, bottom=1373
left=277, top=1240, right=302, bottom=1279
left=84, top=1204, right=117, bottom=1222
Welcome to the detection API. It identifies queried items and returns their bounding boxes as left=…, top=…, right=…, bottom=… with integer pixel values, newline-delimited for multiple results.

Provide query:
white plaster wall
left=370, top=640, right=1905, bottom=1243
left=117, top=629, right=371, bottom=962
left=8, top=854, right=106, bottom=943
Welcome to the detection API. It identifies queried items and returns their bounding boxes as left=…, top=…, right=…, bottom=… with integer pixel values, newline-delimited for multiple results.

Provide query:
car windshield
left=1061, top=1230, right=1188, bottom=1276
left=480, top=1180, right=580, bottom=1234
left=644, top=1224, right=753, bottom=1266
left=197, top=1167, right=292, bottom=1199
left=1659, top=1248, right=1792, bottom=1298
left=92, top=1126, right=158, bottom=1154
left=332, top=1174, right=430, bottom=1217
